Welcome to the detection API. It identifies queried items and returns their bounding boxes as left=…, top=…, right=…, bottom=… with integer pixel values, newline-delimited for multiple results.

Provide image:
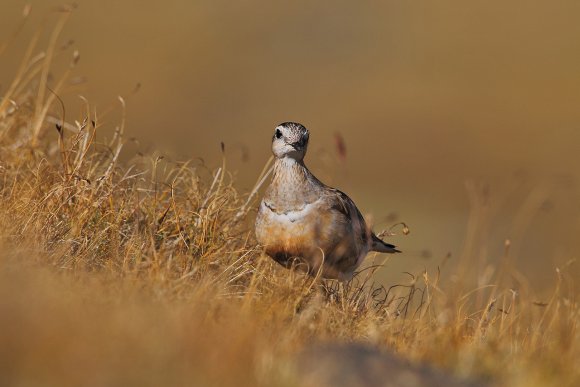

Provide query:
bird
left=255, top=122, right=400, bottom=281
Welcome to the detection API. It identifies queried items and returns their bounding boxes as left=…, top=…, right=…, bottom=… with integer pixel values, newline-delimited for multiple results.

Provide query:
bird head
left=271, top=122, right=309, bottom=161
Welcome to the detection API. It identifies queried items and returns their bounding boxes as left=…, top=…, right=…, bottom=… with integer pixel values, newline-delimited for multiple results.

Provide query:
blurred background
left=2, top=0, right=580, bottom=291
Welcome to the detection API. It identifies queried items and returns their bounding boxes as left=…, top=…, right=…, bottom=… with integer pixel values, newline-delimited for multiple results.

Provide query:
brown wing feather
left=327, top=189, right=401, bottom=254
left=326, top=189, right=371, bottom=246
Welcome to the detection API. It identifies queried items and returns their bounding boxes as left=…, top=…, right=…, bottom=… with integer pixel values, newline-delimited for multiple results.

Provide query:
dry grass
left=0, top=10, right=578, bottom=387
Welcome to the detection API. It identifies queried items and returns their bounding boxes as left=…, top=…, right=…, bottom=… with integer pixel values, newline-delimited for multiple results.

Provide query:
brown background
left=2, top=0, right=580, bottom=290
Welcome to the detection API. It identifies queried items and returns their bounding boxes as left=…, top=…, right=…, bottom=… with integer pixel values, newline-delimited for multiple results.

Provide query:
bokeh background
left=3, top=0, right=580, bottom=291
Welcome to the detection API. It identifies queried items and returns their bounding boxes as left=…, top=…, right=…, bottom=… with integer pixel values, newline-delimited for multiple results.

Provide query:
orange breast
left=256, top=205, right=341, bottom=258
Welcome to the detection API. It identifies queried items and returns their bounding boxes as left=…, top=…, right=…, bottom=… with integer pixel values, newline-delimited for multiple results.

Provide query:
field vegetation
left=0, top=9, right=577, bottom=387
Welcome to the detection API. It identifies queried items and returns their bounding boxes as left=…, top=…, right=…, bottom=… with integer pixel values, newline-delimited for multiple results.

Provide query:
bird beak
left=290, top=139, right=306, bottom=150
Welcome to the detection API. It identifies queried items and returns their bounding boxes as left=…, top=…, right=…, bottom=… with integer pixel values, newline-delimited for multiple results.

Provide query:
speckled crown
left=275, top=122, right=309, bottom=144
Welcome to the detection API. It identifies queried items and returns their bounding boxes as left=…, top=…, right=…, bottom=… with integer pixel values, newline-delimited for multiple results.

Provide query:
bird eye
left=275, top=129, right=282, bottom=139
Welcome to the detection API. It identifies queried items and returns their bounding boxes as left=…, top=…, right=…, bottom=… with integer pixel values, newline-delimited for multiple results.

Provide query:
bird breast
left=255, top=199, right=339, bottom=257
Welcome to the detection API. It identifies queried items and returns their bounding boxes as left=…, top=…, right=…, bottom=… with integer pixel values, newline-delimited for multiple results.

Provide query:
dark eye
left=275, top=129, right=282, bottom=139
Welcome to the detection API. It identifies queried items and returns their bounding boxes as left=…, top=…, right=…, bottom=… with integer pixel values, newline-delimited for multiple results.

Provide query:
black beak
left=291, top=138, right=307, bottom=150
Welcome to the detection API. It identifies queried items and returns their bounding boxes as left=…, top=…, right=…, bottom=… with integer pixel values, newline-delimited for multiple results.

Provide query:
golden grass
left=0, top=9, right=578, bottom=387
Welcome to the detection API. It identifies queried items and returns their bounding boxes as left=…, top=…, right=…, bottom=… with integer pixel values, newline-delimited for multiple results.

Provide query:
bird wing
left=326, top=188, right=401, bottom=254
left=325, top=188, right=372, bottom=246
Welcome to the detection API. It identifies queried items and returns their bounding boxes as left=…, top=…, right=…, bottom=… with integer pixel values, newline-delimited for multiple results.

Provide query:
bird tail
left=371, top=234, right=401, bottom=254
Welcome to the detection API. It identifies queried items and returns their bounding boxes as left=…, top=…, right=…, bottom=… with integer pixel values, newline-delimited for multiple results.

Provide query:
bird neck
left=267, top=157, right=322, bottom=209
